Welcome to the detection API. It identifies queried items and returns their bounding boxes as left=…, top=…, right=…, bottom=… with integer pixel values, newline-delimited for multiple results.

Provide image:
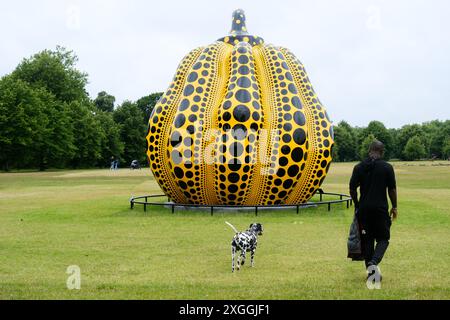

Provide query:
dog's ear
left=249, top=223, right=254, bottom=229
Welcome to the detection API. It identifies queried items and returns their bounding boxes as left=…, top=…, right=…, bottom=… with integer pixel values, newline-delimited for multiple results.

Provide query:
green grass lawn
left=0, top=162, right=449, bottom=300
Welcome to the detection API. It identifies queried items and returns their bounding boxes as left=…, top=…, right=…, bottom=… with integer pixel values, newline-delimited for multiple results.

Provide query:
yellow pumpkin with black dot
left=147, top=9, right=334, bottom=205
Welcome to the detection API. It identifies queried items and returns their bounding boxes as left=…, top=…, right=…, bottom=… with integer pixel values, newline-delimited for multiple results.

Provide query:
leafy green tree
left=0, top=75, right=74, bottom=171
left=388, top=128, right=400, bottom=159
left=0, top=76, right=45, bottom=170
left=33, top=98, right=75, bottom=171
left=396, top=124, right=424, bottom=160
left=442, top=137, right=450, bottom=159
left=95, top=91, right=116, bottom=112
left=113, top=101, right=148, bottom=165
left=95, top=111, right=124, bottom=166
left=67, top=101, right=102, bottom=168
left=363, top=121, right=393, bottom=159
left=333, top=121, right=357, bottom=161
left=359, top=134, right=377, bottom=160
left=424, top=120, right=450, bottom=159
left=331, top=141, right=340, bottom=161
left=403, top=136, right=427, bottom=161
left=136, top=93, right=163, bottom=125
left=11, top=46, right=88, bottom=104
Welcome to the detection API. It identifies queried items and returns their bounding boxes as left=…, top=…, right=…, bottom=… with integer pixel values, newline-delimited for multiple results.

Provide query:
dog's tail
left=225, top=221, right=239, bottom=234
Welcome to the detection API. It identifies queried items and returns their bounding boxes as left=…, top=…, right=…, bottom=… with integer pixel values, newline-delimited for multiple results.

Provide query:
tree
left=403, top=136, right=426, bottom=161
left=424, top=120, right=450, bottom=159
left=11, top=46, right=89, bottom=104
left=443, top=137, right=450, bottom=159
left=363, top=121, right=393, bottom=159
left=95, top=111, right=124, bottom=166
left=33, top=98, right=75, bottom=171
left=136, top=93, right=163, bottom=125
left=359, top=134, right=377, bottom=160
left=94, top=91, right=116, bottom=112
left=67, top=101, right=103, bottom=168
left=0, top=75, right=74, bottom=171
left=113, top=101, right=148, bottom=165
left=333, top=121, right=357, bottom=161
left=0, top=76, right=46, bottom=170
left=396, top=124, right=424, bottom=160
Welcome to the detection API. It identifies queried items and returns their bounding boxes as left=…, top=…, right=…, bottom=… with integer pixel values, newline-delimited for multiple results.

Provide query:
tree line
left=333, top=119, right=450, bottom=162
left=0, top=47, right=448, bottom=171
left=0, top=47, right=162, bottom=171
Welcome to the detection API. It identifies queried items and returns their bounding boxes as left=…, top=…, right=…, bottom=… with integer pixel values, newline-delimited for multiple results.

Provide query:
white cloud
left=0, top=0, right=449, bottom=127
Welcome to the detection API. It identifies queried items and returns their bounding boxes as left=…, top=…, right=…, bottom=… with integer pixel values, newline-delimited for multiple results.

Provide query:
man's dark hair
left=368, top=140, right=385, bottom=159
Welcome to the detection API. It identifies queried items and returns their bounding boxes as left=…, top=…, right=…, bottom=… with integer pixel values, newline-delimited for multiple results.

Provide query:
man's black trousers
left=358, top=208, right=392, bottom=267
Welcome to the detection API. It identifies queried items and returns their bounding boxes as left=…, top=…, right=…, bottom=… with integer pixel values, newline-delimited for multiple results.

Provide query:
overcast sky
left=1, top=0, right=449, bottom=128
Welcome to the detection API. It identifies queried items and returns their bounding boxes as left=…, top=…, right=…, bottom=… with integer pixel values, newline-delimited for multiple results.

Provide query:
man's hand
left=390, top=207, right=398, bottom=221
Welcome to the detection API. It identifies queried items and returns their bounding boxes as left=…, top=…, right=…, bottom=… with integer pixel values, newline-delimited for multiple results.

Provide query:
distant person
left=349, top=140, right=398, bottom=282
left=110, top=156, right=115, bottom=171
left=114, top=158, right=119, bottom=171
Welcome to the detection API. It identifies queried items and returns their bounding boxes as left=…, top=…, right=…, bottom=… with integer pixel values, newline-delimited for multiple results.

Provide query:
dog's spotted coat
left=230, top=223, right=264, bottom=272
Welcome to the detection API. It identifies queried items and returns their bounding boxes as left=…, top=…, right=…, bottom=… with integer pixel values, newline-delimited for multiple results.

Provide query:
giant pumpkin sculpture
left=147, top=9, right=334, bottom=205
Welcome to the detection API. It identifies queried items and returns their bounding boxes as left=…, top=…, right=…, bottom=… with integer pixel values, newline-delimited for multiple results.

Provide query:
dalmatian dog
left=226, top=222, right=263, bottom=272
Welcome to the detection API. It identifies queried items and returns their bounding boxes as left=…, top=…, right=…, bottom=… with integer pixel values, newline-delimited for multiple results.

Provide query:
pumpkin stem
left=230, top=9, right=249, bottom=36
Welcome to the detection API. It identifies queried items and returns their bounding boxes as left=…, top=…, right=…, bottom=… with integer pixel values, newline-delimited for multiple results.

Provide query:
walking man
left=349, top=140, right=398, bottom=281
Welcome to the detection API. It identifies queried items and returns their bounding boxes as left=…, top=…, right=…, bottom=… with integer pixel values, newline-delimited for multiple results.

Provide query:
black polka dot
left=291, top=96, right=302, bottom=108
left=174, top=114, right=186, bottom=128
left=223, top=112, right=232, bottom=121
left=238, top=66, right=250, bottom=75
left=184, top=85, right=194, bottom=97
left=294, top=111, right=306, bottom=126
left=184, top=137, right=193, bottom=147
left=281, top=145, right=291, bottom=155
left=229, top=162, right=241, bottom=171
left=237, top=77, right=251, bottom=88
left=237, top=47, right=248, bottom=54
left=279, top=157, right=288, bottom=166
left=223, top=101, right=232, bottom=110
left=283, top=179, right=293, bottom=189
left=277, top=168, right=286, bottom=177
left=171, top=151, right=183, bottom=165
left=238, top=55, right=249, bottom=64
left=174, top=167, right=184, bottom=179
left=187, top=72, right=198, bottom=83
left=179, top=181, right=187, bottom=189
left=233, top=105, right=250, bottom=122
left=233, top=125, right=247, bottom=140
left=288, top=165, right=299, bottom=177
left=230, top=142, right=244, bottom=157
left=170, top=131, right=182, bottom=147
left=292, top=148, right=304, bottom=162
left=179, top=99, right=190, bottom=111
left=235, top=89, right=251, bottom=103
left=228, top=173, right=240, bottom=183
left=186, top=125, right=195, bottom=134
left=293, top=128, right=306, bottom=145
